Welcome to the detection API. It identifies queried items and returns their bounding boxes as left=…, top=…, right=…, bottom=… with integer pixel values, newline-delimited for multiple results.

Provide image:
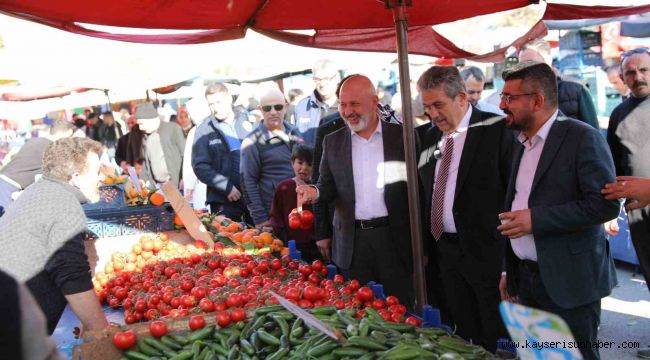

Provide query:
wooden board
left=161, top=181, right=214, bottom=247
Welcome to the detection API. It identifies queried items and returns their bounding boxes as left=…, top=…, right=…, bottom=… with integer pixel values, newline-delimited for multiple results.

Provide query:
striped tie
left=431, top=134, right=454, bottom=240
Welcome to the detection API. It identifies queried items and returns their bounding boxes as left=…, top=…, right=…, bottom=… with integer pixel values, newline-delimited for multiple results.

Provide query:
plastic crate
left=559, top=50, right=602, bottom=69
left=85, top=204, right=175, bottom=239
left=81, top=185, right=126, bottom=211
left=559, top=30, right=601, bottom=50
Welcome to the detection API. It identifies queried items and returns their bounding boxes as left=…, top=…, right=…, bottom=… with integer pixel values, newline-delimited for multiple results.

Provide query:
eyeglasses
left=622, top=47, right=649, bottom=59
left=261, top=104, right=285, bottom=112
left=499, top=92, right=537, bottom=105
left=313, top=75, right=338, bottom=83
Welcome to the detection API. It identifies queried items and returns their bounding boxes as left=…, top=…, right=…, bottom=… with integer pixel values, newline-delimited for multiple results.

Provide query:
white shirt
left=351, top=120, right=389, bottom=220
left=476, top=100, right=504, bottom=116
left=510, top=110, right=558, bottom=261
left=434, top=106, right=472, bottom=233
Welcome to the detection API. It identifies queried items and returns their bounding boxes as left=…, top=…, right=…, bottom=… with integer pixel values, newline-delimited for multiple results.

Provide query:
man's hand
left=296, top=185, right=318, bottom=205
left=602, top=176, right=650, bottom=210
left=259, top=220, right=273, bottom=233
left=499, top=274, right=518, bottom=303
left=256, top=220, right=271, bottom=231
left=604, top=218, right=619, bottom=236
left=228, top=187, right=242, bottom=202
left=316, top=238, right=331, bottom=262
left=497, top=209, right=532, bottom=239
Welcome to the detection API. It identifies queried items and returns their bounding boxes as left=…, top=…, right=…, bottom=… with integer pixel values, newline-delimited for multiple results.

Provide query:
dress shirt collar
left=444, top=105, right=472, bottom=137
left=517, top=109, right=558, bottom=146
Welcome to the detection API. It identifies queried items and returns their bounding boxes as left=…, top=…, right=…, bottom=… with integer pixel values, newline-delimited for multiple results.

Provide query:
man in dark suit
left=417, top=66, right=515, bottom=351
left=497, top=62, right=619, bottom=360
left=297, top=75, right=414, bottom=306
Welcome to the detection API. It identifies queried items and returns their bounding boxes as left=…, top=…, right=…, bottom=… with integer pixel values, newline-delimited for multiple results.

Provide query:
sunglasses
left=261, top=104, right=285, bottom=112
left=622, top=47, right=649, bottom=59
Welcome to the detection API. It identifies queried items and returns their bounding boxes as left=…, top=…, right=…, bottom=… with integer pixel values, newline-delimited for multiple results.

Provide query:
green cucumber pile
left=120, top=305, right=494, bottom=360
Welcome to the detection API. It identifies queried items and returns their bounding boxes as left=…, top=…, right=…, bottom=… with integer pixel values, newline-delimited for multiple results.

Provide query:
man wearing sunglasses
left=606, top=47, right=650, bottom=300
left=240, top=88, right=301, bottom=228
left=293, top=59, right=341, bottom=145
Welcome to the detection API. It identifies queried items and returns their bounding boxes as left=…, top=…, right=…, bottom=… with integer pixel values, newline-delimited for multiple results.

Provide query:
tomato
left=230, top=308, right=246, bottom=322
left=180, top=279, right=194, bottom=292
left=215, top=302, right=228, bottom=312
left=180, top=295, right=196, bottom=308
left=225, top=293, right=241, bottom=308
left=333, top=274, right=345, bottom=284
left=144, top=308, right=159, bottom=321
left=188, top=315, right=206, bottom=330
left=390, top=312, right=402, bottom=323
left=150, top=321, right=168, bottom=337
left=371, top=299, right=386, bottom=310
left=298, top=299, right=313, bottom=308
left=270, top=258, right=282, bottom=271
left=191, top=286, right=207, bottom=300
left=389, top=304, right=407, bottom=315
left=405, top=316, right=421, bottom=326
left=124, top=313, right=136, bottom=324
left=333, top=300, right=345, bottom=309
left=348, top=280, right=360, bottom=291
left=299, top=210, right=314, bottom=229
left=199, top=298, right=214, bottom=313
left=303, top=286, right=322, bottom=302
left=215, top=311, right=231, bottom=327
left=288, top=216, right=302, bottom=230
left=356, top=287, right=374, bottom=302
left=285, top=288, right=301, bottom=301
left=385, top=295, right=399, bottom=306
left=112, top=330, right=137, bottom=350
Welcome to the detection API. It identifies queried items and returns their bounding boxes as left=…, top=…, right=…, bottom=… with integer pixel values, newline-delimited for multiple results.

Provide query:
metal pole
left=386, top=0, right=427, bottom=314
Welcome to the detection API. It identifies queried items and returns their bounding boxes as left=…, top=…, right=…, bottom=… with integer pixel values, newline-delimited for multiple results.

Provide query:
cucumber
left=256, top=329, right=281, bottom=346
left=346, top=336, right=389, bottom=351
left=333, top=346, right=369, bottom=357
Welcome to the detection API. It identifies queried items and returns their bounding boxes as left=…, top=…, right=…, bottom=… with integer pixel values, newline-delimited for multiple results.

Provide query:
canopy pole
left=385, top=0, right=427, bottom=315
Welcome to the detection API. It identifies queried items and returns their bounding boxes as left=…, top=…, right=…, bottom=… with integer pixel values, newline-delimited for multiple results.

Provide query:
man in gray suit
left=497, top=62, right=619, bottom=360
left=297, top=75, right=414, bottom=306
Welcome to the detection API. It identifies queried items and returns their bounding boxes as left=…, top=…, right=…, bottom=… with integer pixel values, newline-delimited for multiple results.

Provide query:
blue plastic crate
left=85, top=204, right=175, bottom=239
left=559, top=50, right=602, bottom=69
left=81, top=185, right=126, bottom=211
left=560, top=30, right=601, bottom=50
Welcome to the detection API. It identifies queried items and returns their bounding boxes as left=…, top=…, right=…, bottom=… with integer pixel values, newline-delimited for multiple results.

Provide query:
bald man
left=240, top=88, right=302, bottom=227
left=297, top=75, right=414, bottom=307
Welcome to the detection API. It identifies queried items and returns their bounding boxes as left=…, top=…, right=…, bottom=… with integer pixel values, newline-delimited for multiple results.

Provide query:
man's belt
left=355, top=216, right=389, bottom=229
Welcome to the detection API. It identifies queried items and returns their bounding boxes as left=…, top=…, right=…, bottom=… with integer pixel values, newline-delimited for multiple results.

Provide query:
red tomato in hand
left=112, top=330, right=137, bottom=350
left=188, top=315, right=206, bottom=330
left=300, top=210, right=314, bottom=229
left=288, top=215, right=301, bottom=230
left=149, top=321, right=168, bottom=337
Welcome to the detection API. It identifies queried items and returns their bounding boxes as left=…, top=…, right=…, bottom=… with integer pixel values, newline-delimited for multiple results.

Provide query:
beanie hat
left=135, top=102, right=158, bottom=119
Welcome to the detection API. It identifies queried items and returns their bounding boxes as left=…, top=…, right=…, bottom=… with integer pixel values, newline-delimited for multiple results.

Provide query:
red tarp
left=1, top=87, right=88, bottom=101
left=0, top=2, right=648, bottom=59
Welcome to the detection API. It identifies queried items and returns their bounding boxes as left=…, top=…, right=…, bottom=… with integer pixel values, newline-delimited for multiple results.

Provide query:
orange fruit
left=150, top=192, right=165, bottom=206
left=260, top=232, right=274, bottom=245
left=174, top=214, right=184, bottom=227
left=232, top=232, right=243, bottom=243
left=128, top=188, right=138, bottom=198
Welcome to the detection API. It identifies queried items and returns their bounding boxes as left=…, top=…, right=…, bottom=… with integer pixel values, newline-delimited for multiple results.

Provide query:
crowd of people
left=0, top=40, right=648, bottom=360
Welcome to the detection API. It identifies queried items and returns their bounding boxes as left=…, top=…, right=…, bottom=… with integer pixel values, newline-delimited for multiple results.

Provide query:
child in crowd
left=267, top=144, right=321, bottom=262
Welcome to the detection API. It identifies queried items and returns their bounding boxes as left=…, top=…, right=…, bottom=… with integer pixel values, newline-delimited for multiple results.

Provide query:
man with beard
left=0, top=137, right=109, bottom=334
left=605, top=48, right=650, bottom=301
left=416, top=65, right=515, bottom=352
left=296, top=75, right=414, bottom=307
left=497, top=62, right=618, bottom=360
left=240, top=88, right=301, bottom=227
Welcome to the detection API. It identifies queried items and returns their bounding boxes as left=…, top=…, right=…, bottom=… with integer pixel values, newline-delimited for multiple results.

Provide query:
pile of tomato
left=96, top=242, right=417, bottom=327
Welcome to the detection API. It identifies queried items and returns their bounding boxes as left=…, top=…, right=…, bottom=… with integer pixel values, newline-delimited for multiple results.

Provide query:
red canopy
left=1, top=1, right=648, bottom=61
